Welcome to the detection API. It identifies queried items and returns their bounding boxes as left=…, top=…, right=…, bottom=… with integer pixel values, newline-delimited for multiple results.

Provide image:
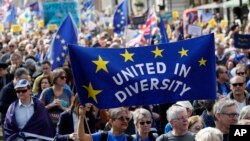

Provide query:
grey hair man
left=156, top=105, right=195, bottom=141
left=213, top=99, right=238, bottom=141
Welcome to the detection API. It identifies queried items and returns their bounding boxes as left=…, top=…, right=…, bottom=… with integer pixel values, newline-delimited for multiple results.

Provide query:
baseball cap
left=15, top=79, right=30, bottom=89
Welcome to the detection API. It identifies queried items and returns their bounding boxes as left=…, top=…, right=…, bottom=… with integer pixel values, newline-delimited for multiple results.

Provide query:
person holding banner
left=78, top=106, right=133, bottom=141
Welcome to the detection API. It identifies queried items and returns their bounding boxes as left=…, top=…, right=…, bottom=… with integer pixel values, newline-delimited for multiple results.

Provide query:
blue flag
left=159, top=16, right=169, bottom=43
left=113, top=0, right=129, bottom=35
left=48, top=14, right=78, bottom=70
left=83, top=0, right=94, bottom=11
left=69, top=34, right=216, bottom=109
left=29, top=1, right=40, bottom=17
left=3, top=4, right=16, bottom=25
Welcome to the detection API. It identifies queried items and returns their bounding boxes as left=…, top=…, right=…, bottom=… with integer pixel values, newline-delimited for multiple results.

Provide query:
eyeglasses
left=59, top=76, right=67, bottom=80
left=174, top=115, right=188, bottom=121
left=231, top=83, right=244, bottom=87
left=236, top=72, right=245, bottom=76
left=221, top=113, right=239, bottom=118
left=139, top=121, right=151, bottom=125
left=221, top=71, right=228, bottom=74
left=116, top=116, right=130, bottom=122
left=15, top=89, right=28, bottom=94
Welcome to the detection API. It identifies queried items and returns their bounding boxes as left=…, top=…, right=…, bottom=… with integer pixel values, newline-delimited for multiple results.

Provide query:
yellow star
left=92, top=56, right=109, bottom=73
left=151, top=46, right=164, bottom=58
left=199, top=58, right=207, bottom=66
left=178, top=48, right=188, bottom=57
left=120, top=50, right=134, bottom=62
left=83, top=83, right=102, bottom=103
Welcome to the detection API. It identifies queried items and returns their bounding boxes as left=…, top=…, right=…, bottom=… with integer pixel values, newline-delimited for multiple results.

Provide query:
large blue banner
left=234, top=34, right=250, bottom=49
left=69, top=34, right=216, bottom=109
left=43, top=2, right=79, bottom=26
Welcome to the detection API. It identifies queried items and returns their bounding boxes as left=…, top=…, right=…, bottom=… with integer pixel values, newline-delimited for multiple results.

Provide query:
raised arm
left=78, top=105, right=92, bottom=141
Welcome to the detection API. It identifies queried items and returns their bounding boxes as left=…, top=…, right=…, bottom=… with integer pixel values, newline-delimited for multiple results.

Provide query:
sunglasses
left=59, top=76, right=67, bottom=79
left=116, top=116, right=130, bottom=122
left=15, top=89, right=28, bottom=94
left=236, top=72, right=245, bottom=76
left=231, top=83, right=244, bottom=87
left=139, top=121, right=151, bottom=125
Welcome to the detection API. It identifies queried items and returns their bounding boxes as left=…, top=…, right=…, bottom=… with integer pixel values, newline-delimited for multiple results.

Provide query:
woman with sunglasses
left=39, top=68, right=73, bottom=128
left=132, top=108, right=157, bottom=141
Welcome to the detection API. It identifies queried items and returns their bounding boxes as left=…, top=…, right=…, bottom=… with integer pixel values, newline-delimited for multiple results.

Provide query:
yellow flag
left=11, top=25, right=22, bottom=33
left=38, top=20, right=44, bottom=28
left=47, top=24, right=58, bottom=31
left=172, top=11, right=179, bottom=20
left=220, top=20, right=228, bottom=28
left=0, top=24, right=4, bottom=32
left=198, top=22, right=204, bottom=28
left=209, top=19, right=217, bottom=28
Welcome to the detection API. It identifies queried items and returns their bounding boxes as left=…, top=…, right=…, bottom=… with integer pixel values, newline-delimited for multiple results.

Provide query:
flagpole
left=124, top=0, right=129, bottom=48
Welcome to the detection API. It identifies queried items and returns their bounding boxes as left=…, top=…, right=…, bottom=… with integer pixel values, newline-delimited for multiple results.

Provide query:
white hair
left=239, top=105, right=250, bottom=120
left=167, top=105, right=186, bottom=122
left=195, top=127, right=223, bottom=141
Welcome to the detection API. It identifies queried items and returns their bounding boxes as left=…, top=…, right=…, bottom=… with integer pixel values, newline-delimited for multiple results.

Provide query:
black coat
left=0, top=73, right=14, bottom=91
left=0, top=81, right=17, bottom=124
left=55, top=110, right=96, bottom=141
left=55, top=110, right=75, bottom=141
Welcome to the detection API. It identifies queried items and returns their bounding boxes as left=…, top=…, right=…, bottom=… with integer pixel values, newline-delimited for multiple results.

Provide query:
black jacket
left=0, top=81, right=17, bottom=124
left=55, top=110, right=75, bottom=141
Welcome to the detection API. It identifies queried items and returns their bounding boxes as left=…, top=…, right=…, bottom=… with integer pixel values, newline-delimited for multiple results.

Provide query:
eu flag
left=159, top=16, right=169, bottom=43
left=69, top=34, right=216, bottom=109
left=3, top=4, right=16, bottom=25
left=83, top=0, right=94, bottom=11
left=29, top=1, right=40, bottom=18
left=113, top=0, right=129, bottom=35
left=48, top=14, right=78, bottom=70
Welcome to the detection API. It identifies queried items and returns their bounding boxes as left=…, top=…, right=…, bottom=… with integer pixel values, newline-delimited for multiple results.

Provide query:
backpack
left=100, top=131, right=133, bottom=141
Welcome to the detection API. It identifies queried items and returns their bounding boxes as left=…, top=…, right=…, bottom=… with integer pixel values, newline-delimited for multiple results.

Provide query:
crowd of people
left=0, top=2, right=250, bottom=141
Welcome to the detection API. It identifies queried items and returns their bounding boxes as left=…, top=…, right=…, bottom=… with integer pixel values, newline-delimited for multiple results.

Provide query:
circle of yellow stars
left=50, top=35, right=68, bottom=65
left=83, top=46, right=207, bottom=103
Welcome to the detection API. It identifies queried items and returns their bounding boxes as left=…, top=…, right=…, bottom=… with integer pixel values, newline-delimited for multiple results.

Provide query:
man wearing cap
left=0, top=62, right=13, bottom=90
left=0, top=67, right=30, bottom=138
left=4, top=79, right=55, bottom=140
